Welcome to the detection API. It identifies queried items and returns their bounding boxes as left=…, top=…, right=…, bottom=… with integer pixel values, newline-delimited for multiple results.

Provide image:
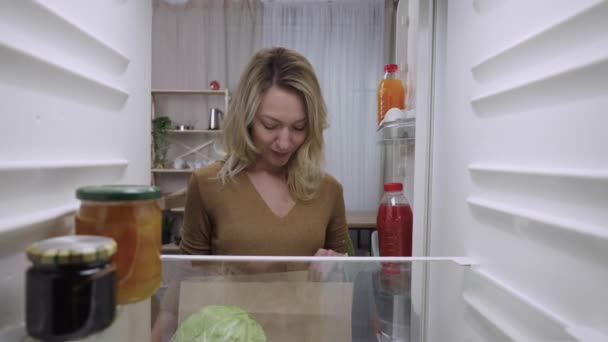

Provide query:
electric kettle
left=208, top=108, right=223, bottom=130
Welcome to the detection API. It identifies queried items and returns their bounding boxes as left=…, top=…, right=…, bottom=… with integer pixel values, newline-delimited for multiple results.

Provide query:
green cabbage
left=170, top=305, right=266, bottom=342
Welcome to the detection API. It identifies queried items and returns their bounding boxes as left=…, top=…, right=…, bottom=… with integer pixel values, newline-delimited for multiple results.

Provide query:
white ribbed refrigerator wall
left=411, top=0, right=608, bottom=340
left=0, top=1, right=152, bottom=339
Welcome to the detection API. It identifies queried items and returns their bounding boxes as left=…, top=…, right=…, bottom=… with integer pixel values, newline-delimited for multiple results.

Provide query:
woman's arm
left=178, top=174, right=212, bottom=255
left=324, top=183, right=348, bottom=254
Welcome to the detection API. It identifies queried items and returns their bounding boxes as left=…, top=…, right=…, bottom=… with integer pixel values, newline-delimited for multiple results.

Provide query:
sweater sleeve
left=324, top=182, right=348, bottom=254
left=178, top=174, right=212, bottom=255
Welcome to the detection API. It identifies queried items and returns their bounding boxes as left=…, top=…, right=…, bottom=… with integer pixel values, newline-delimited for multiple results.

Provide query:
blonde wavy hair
left=218, top=47, right=328, bottom=201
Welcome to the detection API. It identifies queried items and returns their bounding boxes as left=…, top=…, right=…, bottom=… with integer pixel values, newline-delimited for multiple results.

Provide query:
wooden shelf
left=151, top=169, right=194, bottom=173
left=152, top=89, right=228, bottom=95
left=168, top=129, right=222, bottom=134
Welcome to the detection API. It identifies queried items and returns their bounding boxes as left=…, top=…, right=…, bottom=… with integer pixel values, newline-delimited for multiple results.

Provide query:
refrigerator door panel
left=426, top=0, right=608, bottom=340
left=393, top=0, right=439, bottom=341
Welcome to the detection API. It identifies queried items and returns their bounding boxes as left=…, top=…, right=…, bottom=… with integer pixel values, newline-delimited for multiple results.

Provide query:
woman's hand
left=314, top=248, right=344, bottom=257
left=309, top=248, right=345, bottom=281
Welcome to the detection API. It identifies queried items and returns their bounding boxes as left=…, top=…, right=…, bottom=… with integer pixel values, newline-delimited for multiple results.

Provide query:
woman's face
left=251, top=85, right=308, bottom=171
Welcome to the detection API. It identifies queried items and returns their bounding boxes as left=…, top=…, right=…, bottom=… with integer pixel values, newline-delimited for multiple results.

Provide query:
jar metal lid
left=76, top=185, right=161, bottom=201
left=26, top=235, right=117, bottom=265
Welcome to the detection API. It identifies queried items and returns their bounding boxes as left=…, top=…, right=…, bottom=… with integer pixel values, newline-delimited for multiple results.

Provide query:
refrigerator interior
left=0, top=0, right=607, bottom=341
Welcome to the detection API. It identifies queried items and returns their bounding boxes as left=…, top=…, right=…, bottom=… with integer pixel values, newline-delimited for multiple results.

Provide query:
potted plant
left=152, top=116, right=172, bottom=168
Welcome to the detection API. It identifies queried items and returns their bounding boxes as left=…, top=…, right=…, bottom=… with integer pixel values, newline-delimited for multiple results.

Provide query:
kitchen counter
left=346, top=210, right=377, bottom=229
left=346, top=211, right=377, bottom=253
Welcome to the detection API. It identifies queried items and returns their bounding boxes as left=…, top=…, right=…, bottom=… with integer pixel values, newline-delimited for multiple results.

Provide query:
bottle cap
left=76, top=185, right=161, bottom=201
left=384, top=182, right=403, bottom=192
left=27, top=235, right=117, bottom=266
left=384, top=64, right=399, bottom=73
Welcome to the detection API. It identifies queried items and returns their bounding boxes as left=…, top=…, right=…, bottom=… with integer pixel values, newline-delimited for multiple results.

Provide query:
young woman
left=179, top=47, right=347, bottom=257
left=151, top=47, right=349, bottom=342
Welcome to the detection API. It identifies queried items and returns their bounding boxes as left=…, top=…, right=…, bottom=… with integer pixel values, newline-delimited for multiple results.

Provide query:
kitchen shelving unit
left=151, top=88, right=229, bottom=210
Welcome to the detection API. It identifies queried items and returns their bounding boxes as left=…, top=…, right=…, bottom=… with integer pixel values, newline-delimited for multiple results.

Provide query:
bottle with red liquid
left=373, top=182, right=413, bottom=340
left=376, top=182, right=413, bottom=273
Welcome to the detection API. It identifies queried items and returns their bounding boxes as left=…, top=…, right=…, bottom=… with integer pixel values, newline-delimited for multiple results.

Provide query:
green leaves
left=171, top=305, right=266, bottom=342
left=152, top=116, right=172, bottom=168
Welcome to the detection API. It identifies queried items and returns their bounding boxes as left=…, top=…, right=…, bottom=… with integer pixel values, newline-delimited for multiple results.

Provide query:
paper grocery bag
left=177, top=271, right=353, bottom=342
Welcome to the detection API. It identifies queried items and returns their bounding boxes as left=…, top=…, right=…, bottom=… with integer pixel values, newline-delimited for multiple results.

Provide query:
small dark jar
left=25, top=235, right=117, bottom=341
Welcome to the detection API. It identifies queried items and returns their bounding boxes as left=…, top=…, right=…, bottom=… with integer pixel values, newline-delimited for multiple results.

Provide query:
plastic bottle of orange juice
left=377, top=64, right=406, bottom=125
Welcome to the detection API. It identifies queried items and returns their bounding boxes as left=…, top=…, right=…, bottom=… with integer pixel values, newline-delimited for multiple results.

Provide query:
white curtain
left=259, top=0, right=386, bottom=211
left=153, top=0, right=387, bottom=211
left=152, top=0, right=261, bottom=128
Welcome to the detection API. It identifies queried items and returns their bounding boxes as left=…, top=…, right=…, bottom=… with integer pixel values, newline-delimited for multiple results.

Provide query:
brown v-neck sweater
left=178, top=162, right=348, bottom=256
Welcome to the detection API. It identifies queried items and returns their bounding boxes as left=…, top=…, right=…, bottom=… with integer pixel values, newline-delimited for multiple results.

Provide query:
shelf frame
left=167, top=129, right=222, bottom=134
left=151, top=89, right=228, bottom=95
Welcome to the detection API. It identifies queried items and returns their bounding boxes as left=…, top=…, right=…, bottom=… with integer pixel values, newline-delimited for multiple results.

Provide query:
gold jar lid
left=26, top=235, right=117, bottom=266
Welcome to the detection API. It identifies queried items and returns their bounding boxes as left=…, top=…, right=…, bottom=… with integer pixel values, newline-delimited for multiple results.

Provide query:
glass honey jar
left=75, top=185, right=162, bottom=304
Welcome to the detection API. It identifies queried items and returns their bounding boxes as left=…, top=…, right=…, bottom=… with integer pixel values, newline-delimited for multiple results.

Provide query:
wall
left=0, top=0, right=151, bottom=333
